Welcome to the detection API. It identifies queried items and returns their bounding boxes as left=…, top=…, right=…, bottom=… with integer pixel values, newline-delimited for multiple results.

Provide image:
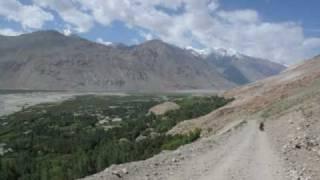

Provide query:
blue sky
left=0, top=0, right=319, bottom=65
left=222, top=0, right=320, bottom=37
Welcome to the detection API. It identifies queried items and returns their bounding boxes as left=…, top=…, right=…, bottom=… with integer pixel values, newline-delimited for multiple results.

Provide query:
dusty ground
left=266, top=95, right=320, bottom=180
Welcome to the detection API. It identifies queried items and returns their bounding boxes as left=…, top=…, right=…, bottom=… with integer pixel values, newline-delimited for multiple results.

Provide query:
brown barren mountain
left=0, top=31, right=233, bottom=91
left=0, top=30, right=284, bottom=91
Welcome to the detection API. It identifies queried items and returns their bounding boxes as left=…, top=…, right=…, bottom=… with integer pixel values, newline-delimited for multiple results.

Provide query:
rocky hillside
left=0, top=30, right=284, bottom=91
left=168, top=55, right=320, bottom=179
left=169, top=55, right=320, bottom=136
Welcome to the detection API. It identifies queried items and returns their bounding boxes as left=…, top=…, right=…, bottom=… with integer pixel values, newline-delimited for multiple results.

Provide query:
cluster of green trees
left=0, top=95, right=232, bottom=180
left=151, top=96, right=234, bottom=132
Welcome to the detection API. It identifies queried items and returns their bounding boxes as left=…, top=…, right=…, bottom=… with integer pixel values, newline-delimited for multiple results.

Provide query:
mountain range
left=0, top=30, right=285, bottom=91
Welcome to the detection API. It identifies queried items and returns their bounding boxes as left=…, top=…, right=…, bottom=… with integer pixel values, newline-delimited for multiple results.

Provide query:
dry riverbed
left=0, top=91, right=127, bottom=116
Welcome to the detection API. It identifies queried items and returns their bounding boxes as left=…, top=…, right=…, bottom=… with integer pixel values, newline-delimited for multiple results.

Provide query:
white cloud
left=208, top=1, right=219, bottom=11
left=96, top=38, right=112, bottom=46
left=140, top=31, right=154, bottom=41
left=75, top=0, right=320, bottom=64
left=0, top=0, right=53, bottom=29
left=1, top=0, right=319, bottom=64
left=33, top=0, right=94, bottom=32
left=0, top=28, right=23, bottom=36
left=217, top=9, right=259, bottom=24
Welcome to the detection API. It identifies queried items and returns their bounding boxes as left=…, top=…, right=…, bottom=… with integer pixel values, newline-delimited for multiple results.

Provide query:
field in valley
left=0, top=92, right=232, bottom=180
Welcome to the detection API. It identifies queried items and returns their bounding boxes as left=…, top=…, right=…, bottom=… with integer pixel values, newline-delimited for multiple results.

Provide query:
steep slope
left=170, top=55, right=320, bottom=135
left=205, top=51, right=286, bottom=85
left=0, top=31, right=235, bottom=91
left=168, top=55, right=320, bottom=179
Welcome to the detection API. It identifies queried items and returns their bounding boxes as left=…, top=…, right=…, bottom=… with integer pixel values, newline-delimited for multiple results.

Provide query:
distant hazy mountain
left=204, top=50, right=286, bottom=85
left=0, top=30, right=285, bottom=91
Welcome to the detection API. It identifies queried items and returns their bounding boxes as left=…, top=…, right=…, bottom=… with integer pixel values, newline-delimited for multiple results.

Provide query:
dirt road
left=165, top=120, right=286, bottom=180
left=201, top=120, right=286, bottom=180
left=83, top=120, right=288, bottom=180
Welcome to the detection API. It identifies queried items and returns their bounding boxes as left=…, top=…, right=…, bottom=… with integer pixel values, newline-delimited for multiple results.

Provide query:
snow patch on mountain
left=212, top=48, right=243, bottom=59
left=96, top=38, right=113, bottom=46
left=185, top=46, right=211, bottom=58
left=185, top=46, right=244, bottom=59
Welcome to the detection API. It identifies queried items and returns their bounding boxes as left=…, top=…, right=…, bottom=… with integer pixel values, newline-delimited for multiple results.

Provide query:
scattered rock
left=171, top=158, right=178, bottom=163
left=111, top=168, right=128, bottom=178
left=121, top=168, right=128, bottom=174
left=111, top=170, right=122, bottom=178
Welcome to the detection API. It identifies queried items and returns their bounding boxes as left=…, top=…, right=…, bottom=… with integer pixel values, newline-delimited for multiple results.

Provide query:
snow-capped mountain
left=185, top=46, right=286, bottom=85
